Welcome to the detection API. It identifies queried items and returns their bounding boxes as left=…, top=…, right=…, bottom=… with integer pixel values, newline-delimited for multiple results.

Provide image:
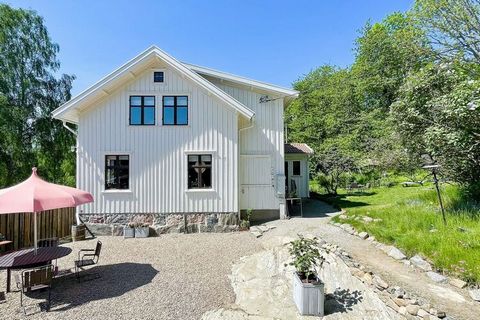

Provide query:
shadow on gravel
left=47, top=262, right=158, bottom=312
left=324, top=288, right=363, bottom=315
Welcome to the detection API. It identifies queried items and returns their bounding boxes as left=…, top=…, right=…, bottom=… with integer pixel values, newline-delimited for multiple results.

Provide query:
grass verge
left=324, top=183, right=480, bottom=283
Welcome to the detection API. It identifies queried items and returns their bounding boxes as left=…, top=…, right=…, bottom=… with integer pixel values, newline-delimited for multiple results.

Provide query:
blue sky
left=5, top=0, right=413, bottom=95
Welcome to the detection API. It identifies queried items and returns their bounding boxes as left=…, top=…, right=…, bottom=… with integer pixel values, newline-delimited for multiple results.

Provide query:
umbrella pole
left=34, top=212, right=38, bottom=255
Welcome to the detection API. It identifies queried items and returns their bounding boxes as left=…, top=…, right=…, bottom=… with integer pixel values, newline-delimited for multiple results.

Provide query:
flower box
left=123, top=226, right=135, bottom=238
left=293, top=272, right=325, bottom=316
left=135, top=226, right=149, bottom=238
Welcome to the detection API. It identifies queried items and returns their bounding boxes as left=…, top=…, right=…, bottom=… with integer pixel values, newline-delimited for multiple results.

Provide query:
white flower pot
left=135, top=226, right=149, bottom=238
left=293, top=272, right=325, bottom=316
left=123, top=226, right=135, bottom=238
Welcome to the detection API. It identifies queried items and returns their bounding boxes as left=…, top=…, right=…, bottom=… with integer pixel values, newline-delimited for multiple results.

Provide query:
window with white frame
left=187, top=154, right=212, bottom=189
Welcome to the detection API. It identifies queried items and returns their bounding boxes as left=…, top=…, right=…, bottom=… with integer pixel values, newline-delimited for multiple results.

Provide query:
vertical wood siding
left=77, top=64, right=238, bottom=214
left=210, top=80, right=285, bottom=210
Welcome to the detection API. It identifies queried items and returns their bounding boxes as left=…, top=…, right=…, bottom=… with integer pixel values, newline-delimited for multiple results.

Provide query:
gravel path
left=0, top=233, right=263, bottom=320
left=260, top=199, right=479, bottom=320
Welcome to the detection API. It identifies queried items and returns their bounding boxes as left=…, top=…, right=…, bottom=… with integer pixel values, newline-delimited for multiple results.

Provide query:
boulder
left=410, top=255, right=433, bottom=271
left=358, top=231, right=369, bottom=239
left=373, top=275, right=389, bottom=290
left=469, top=289, right=480, bottom=301
left=426, top=271, right=448, bottom=283
left=388, top=247, right=407, bottom=260
left=406, top=304, right=419, bottom=315
left=449, top=278, right=467, bottom=289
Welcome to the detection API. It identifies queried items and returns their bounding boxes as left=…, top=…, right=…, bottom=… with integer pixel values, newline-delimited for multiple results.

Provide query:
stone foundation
left=79, top=212, right=239, bottom=236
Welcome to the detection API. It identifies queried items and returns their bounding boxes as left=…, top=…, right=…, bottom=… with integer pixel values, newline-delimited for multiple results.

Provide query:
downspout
left=238, top=116, right=255, bottom=221
left=62, top=121, right=77, bottom=136
left=62, top=121, right=81, bottom=225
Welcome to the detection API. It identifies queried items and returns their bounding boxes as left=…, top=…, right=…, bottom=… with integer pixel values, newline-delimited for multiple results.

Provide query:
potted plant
left=123, top=222, right=135, bottom=238
left=287, top=235, right=326, bottom=316
left=239, top=209, right=253, bottom=231
left=135, top=222, right=150, bottom=238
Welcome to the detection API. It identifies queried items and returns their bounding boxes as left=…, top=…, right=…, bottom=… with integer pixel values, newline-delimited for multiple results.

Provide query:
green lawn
left=319, top=183, right=480, bottom=283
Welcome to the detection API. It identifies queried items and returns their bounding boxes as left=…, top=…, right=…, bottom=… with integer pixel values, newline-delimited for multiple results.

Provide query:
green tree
left=414, top=0, right=480, bottom=63
left=391, top=61, right=480, bottom=187
left=0, top=4, right=75, bottom=187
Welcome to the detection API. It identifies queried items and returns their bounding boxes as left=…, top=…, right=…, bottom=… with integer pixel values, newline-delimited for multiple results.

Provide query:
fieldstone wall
left=79, top=212, right=239, bottom=236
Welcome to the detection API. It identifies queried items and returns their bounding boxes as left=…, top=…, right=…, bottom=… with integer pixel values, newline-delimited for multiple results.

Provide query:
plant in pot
left=124, top=222, right=135, bottom=239
left=135, top=222, right=150, bottom=238
left=239, top=209, right=253, bottom=231
left=287, top=235, right=327, bottom=316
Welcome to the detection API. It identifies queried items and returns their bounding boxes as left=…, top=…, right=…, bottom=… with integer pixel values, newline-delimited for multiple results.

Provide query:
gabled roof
left=184, top=62, right=299, bottom=97
left=285, top=143, right=314, bottom=155
left=52, top=46, right=255, bottom=124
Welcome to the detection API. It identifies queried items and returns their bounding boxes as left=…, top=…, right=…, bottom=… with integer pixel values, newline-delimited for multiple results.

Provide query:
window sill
left=185, top=188, right=216, bottom=193
left=102, top=189, right=133, bottom=194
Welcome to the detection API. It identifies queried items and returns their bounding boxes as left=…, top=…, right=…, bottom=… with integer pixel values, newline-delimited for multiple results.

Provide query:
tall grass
left=329, top=184, right=480, bottom=283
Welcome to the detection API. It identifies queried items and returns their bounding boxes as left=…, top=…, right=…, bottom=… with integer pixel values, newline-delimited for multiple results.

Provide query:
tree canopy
left=0, top=4, right=75, bottom=187
left=286, top=2, right=480, bottom=196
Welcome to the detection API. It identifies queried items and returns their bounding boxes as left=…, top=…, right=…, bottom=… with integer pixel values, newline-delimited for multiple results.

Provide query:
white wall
left=206, top=78, right=285, bottom=210
left=76, top=63, right=239, bottom=214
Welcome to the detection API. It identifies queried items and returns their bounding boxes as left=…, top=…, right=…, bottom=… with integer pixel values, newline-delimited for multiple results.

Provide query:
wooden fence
left=0, top=207, right=75, bottom=252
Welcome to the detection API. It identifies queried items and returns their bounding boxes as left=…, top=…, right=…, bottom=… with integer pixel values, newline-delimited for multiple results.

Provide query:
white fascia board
left=183, top=62, right=299, bottom=97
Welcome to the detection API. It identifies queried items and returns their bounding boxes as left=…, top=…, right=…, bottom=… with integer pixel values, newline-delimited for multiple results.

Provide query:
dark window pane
left=130, top=107, right=142, bottom=125
left=154, top=71, right=164, bottom=83
left=144, top=107, right=155, bottom=125
left=144, top=96, right=155, bottom=107
left=163, top=107, right=175, bottom=124
left=163, top=96, right=175, bottom=106
left=177, top=107, right=188, bottom=125
left=177, top=96, right=188, bottom=106
left=293, top=161, right=301, bottom=175
left=187, top=154, right=212, bottom=189
left=105, top=155, right=129, bottom=190
left=130, top=96, right=142, bottom=106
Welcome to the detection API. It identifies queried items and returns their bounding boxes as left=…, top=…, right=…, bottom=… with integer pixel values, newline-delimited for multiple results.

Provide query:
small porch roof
left=284, top=143, right=314, bottom=155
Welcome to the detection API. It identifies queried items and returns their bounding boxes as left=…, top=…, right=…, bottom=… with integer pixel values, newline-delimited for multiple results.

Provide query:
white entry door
left=240, top=155, right=277, bottom=210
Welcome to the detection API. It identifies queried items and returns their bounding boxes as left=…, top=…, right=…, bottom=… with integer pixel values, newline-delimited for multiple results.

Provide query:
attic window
left=154, top=71, right=164, bottom=83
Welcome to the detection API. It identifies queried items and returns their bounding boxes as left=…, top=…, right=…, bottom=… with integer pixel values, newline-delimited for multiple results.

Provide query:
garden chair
left=15, top=264, right=54, bottom=314
left=37, top=237, right=59, bottom=248
left=74, top=240, right=102, bottom=280
left=37, top=237, right=60, bottom=274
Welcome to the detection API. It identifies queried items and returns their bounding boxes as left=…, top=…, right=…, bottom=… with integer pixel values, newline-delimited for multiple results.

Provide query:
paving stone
left=449, top=278, right=467, bottom=289
left=358, top=231, right=369, bottom=239
left=363, top=272, right=373, bottom=285
left=386, top=298, right=400, bottom=312
left=469, top=288, right=480, bottom=301
left=426, top=271, right=448, bottom=283
left=410, top=255, right=432, bottom=271
left=398, top=306, right=407, bottom=315
left=388, top=247, right=407, bottom=260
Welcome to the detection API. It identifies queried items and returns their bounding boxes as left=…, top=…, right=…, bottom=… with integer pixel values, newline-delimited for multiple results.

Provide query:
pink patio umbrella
left=0, top=167, right=93, bottom=254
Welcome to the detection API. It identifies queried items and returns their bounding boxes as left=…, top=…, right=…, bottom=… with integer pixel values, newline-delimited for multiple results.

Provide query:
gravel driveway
left=0, top=233, right=262, bottom=320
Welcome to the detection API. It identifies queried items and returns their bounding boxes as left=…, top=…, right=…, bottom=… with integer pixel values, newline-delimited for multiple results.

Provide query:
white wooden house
left=52, top=46, right=312, bottom=233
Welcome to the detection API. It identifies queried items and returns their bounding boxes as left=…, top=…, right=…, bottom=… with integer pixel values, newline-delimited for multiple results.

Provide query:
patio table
left=0, top=246, right=72, bottom=292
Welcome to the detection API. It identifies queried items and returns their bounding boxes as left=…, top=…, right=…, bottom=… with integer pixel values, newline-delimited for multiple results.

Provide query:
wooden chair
left=74, top=240, right=102, bottom=279
left=15, top=264, right=54, bottom=314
